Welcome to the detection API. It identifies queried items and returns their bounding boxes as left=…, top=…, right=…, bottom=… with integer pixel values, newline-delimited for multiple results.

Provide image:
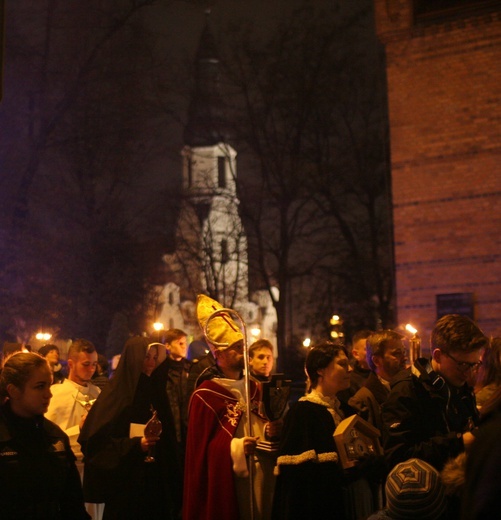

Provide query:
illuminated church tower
left=157, top=14, right=255, bottom=337
left=155, top=13, right=278, bottom=351
left=179, top=14, right=249, bottom=309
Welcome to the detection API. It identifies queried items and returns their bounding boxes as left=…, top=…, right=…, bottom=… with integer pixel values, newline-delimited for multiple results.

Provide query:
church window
left=187, top=157, right=193, bottom=187
left=221, top=239, right=229, bottom=264
left=218, top=157, right=226, bottom=188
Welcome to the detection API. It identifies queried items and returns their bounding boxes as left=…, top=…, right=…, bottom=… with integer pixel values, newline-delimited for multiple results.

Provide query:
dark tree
left=219, top=1, right=395, bottom=366
left=0, top=0, right=181, bottom=345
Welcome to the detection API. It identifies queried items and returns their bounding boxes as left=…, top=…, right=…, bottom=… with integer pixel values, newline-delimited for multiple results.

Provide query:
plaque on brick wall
left=436, top=293, right=474, bottom=320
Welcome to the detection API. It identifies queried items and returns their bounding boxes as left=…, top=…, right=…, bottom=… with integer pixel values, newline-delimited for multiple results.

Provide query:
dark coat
left=0, top=403, right=89, bottom=520
left=381, top=362, right=478, bottom=471
left=79, top=338, right=182, bottom=520
left=150, top=356, right=191, bottom=456
left=272, top=400, right=346, bottom=520
left=338, top=362, right=371, bottom=405
left=52, top=366, right=65, bottom=385
left=461, top=393, right=501, bottom=520
left=348, top=371, right=389, bottom=434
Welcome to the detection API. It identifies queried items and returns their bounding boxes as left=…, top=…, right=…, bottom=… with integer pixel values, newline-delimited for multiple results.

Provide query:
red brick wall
left=374, top=0, right=501, bottom=339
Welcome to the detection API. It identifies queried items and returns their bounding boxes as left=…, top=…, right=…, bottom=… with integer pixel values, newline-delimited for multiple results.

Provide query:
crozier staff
left=0, top=352, right=90, bottom=520
left=184, top=294, right=279, bottom=520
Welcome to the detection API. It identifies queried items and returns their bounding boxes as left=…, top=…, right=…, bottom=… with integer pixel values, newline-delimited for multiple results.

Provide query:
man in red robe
left=183, top=295, right=275, bottom=520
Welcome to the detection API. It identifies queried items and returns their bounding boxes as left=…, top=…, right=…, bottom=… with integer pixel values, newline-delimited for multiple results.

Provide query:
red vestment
left=183, top=378, right=261, bottom=520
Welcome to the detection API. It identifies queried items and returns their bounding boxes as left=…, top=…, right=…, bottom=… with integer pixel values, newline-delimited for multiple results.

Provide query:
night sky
left=0, top=0, right=386, bottom=346
left=144, top=0, right=373, bottom=194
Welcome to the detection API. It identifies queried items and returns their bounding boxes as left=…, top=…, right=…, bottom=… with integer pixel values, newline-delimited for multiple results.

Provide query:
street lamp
left=329, top=314, right=344, bottom=339
left=250, top=327, right=261, bottom=338
left=153, top=322, right=164, bottom=332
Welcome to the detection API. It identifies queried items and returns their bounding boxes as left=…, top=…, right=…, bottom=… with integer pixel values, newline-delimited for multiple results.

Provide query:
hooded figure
left=79, top=337, right=182, bottom=520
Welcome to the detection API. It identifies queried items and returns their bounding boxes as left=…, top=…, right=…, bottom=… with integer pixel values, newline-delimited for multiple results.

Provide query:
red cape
left=183, top=378, right=260, bottom=520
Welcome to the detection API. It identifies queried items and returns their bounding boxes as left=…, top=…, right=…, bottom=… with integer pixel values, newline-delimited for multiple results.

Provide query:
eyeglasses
left=445, top=352, right=482, bottom=372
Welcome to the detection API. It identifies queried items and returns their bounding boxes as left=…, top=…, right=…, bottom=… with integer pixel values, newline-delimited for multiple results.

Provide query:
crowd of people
left=0, top=303, right=499, bottom=520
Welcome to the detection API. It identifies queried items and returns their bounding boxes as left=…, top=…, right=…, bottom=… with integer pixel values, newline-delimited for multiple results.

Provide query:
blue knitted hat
left=385, top=458, right=447, bottom=520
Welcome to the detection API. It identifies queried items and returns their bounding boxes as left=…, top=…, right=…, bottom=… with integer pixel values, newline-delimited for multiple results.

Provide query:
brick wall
left=374, top=0, right=501, bottom=339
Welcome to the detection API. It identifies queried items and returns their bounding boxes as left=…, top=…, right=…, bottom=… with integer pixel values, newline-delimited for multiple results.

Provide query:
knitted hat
left=196, top=294, right=243, bottom=353
left=385, top=458, right=447, bottom=520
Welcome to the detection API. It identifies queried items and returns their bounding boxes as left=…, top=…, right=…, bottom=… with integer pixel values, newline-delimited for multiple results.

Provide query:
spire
left=183, top=11, right=232, bottom=147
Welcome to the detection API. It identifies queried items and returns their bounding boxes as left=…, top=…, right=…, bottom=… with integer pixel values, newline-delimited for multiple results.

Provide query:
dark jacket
left=338, top=362, right=371, bottom=405
left=150, top=356, right=191, bottom=454
left=52, top=365, right=65, bottom=385
left=186, top=352, right=217, bottom=392
left=348, top=371, right=389, bottom=434
left=461, top=390, right=501, bottom=520
left=382, top=360, right=478, bottom=470
left=0, top=403, right=89, bottom=520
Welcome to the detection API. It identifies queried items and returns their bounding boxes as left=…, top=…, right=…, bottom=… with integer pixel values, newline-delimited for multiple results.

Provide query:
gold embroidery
left=225, top=400, right=246, bottom=426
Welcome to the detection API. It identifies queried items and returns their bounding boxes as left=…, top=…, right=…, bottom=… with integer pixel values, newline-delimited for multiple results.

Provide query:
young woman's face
left=9, top=365, right=52, bottom=418
left=143, top=346, right=159, bottom=376
left=317, top=351, right=352, bottom=398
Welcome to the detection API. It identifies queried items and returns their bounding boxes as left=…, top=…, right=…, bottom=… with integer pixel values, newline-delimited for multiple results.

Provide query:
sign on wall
left=436, top=293, right=474, bottom=320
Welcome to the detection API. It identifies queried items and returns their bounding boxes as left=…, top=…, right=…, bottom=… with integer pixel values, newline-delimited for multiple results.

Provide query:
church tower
left=167, top=13, right=249, bottom=311
left=156, top=13, right=277, bottom=352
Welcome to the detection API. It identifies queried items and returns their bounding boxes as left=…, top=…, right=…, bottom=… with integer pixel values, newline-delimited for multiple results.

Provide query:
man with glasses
left=382, top=314, right=488, bottom=471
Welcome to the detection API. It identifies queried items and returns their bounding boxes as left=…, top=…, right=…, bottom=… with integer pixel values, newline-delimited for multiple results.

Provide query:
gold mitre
left=196, top=294, right=243, bottom=352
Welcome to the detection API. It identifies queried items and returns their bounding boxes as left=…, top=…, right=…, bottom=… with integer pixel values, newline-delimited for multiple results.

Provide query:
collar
left=65, top=378, right=90, bottom=391
left=300, top=389, right=344, bottom=426
left=215, top=377, right=246, bottom=402
left=0, top=402, right=44, bottom=438
left=250, top=371, right=270, bottom=382
left=377, top=375, right=391, bottom=392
